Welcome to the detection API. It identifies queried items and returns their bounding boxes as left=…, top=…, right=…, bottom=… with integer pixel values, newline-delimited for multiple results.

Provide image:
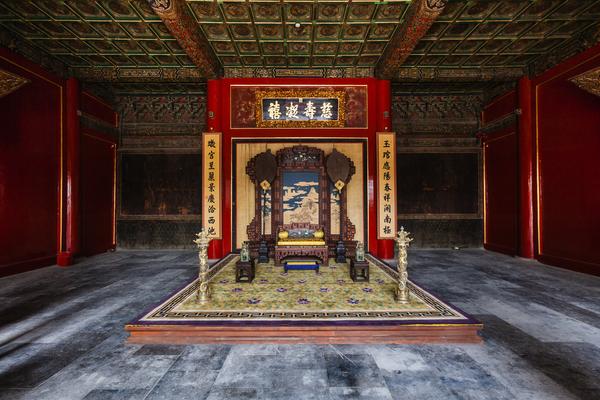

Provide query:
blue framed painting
left=282, top=171, right=320, bottom=224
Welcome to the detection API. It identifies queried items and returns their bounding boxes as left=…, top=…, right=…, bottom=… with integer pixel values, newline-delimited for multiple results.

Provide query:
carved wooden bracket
left=147, top=0, right=221, bottom=79
left=570, top=67, right=600, bottom=98
left=376, top=0, right=448, bottom=79
left=0, top=69, right=29, bottom=98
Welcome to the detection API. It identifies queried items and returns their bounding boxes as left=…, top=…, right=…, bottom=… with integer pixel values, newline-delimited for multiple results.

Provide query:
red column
left=57, top=77, right=80, bottom=266
left=518, top=77, right=535, bottom=258
left=376, top=79, right=395, bottom=259
left=206, top=79, right=223, bottom=258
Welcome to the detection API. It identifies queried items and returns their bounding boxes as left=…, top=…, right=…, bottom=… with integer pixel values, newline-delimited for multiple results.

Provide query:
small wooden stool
left=350, top=258, right=369, bottom=282
left=235, top=260, right=255, bottom=283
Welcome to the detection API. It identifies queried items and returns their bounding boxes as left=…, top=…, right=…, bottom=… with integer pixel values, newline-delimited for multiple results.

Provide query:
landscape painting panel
left=283, top=171, right=320, bottom=224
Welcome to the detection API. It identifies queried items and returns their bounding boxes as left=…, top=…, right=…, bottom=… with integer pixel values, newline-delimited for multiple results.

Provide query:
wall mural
left=282, top=171, right=320, bottom=225
left=230, top=85, right=368, bottom=129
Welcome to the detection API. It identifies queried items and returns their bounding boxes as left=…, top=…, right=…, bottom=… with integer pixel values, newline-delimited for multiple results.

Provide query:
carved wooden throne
left=246, top=145, right=357, bottom=264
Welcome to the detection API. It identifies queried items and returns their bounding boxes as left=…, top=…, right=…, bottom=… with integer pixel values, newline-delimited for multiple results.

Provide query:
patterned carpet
left=135, top=254, right=475, bottom=324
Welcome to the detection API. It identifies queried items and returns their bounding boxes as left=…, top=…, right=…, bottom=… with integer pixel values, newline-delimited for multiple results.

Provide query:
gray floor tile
left=0, top=249, right=598, bottom=400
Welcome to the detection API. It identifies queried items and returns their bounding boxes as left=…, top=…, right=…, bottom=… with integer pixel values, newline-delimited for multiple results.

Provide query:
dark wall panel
left=115, top=89, right=206, bottom=248
left=399, top=220, right=482, bottom=249
left=392, top=89, right=483, bottom=248
left=118, top=221, right=201, bottom=249
left=121, top=154, right=201, bottom=216
left=397, top=153, right=478, bottom=214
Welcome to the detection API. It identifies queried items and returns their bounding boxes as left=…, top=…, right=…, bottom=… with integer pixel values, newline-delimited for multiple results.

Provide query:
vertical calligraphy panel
left=377, top=132, right=397, bottom=239
left=202, top=132, right=221, bottom=238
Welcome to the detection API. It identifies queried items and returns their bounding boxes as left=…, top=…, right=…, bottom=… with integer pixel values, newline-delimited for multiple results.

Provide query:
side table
left=235, top=259, right=255, bottom=283
left=350, top=258, right=369, bottom=282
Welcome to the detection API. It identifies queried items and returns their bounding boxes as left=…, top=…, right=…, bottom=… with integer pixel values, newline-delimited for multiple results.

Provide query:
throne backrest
left=278, top=223, right=324, bottom=239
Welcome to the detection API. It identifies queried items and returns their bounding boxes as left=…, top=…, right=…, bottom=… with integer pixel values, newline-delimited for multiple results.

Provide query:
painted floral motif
left=177, top=258, right=427, bottom=314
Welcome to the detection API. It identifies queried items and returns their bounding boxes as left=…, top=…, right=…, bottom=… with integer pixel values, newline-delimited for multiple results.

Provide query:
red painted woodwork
left=80, top=130, right=117, bottom=256
left=58, top=77, right=81, bottom=266
left=482, top=91, right=517, bottom=125
left=482, top=129, right=519, bottom=255
left=210, top=77, right=387, bottom=256
left=0, top=47, right=118, bottom=276
left=126, top=323, right=483, bottom=345
left=482, top=90, right=519, bottom=256
left=0, top=48, right=64, bottom=276
left=517, top=77, right=534, bottom=259
left=376, top=79, right=394, bottom=259
left=206, top=79, right=223, bottom=258
left=532, top=43, right=600, bottom=275
left=81, top=91, right=117, bottom=127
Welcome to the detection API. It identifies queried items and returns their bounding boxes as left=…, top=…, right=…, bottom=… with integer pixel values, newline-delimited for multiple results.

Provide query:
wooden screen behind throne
left=246, top=145, right=356, bottom=256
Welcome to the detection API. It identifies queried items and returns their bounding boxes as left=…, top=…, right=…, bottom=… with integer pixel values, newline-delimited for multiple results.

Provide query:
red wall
left=482, top=92, right=519, bottom=255
left=209, top=77, right=390, bottom=258
left=533, top=45, right=600, bottom=275
left=0, top=48, right=64, bottom=276
left=0, top=47, right=118, bottom=276
left=80, top=130, right=117, bottom=256
left=483, top=43, right=600, bottom=275
left=79, top=92, right=118, bottom=257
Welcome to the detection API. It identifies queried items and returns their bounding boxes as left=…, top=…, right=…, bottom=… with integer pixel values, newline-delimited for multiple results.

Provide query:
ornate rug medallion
left=135, top=254, right=473, bottom=324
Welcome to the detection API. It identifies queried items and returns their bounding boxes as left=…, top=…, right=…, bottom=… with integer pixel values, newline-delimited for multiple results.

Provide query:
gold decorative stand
left=394, top=227, right=413, bottom=304
left=193, top=229, right=212, bottom=304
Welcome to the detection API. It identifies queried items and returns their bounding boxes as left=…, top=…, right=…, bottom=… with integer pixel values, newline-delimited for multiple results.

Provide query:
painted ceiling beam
left=147, top=0, right=221, bottom=79
left=376, top=0, right=448, bottom=79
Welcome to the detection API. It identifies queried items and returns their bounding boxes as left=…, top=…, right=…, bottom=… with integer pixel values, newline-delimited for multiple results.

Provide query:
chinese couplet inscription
left=202, top=132, right=221, bottom=238
left=377, top=132, right=397, bottom=239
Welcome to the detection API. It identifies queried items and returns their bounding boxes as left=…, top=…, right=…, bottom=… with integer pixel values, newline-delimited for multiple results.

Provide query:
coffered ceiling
left=400, top=0, right=600, bottom=79
left=188, top=0, right=409, bottom=69
left=0, top=0, right=599, bottom=82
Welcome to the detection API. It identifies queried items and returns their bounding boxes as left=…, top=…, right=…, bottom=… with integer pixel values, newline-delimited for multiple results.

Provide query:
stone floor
left=0, top=250, right=599, bottom=400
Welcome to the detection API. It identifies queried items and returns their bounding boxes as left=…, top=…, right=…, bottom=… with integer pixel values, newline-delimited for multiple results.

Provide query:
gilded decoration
left=0, top=69, right=29, bottom=98
left=1, top=1, right=598, bottom=82
left=255, top=89, right=346, bottom=128
left=570, top=67, right=600, bottom=98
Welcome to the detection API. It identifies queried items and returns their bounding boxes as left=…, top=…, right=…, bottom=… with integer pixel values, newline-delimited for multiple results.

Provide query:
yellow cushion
left=277, top=240, right=326, bottom=246
left=313, top=230, right=324, bottom=239
left=278, top=230, right=289, bottom=240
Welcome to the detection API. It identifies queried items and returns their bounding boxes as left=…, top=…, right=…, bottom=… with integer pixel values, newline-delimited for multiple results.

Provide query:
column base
left=57, top=252, right=75, bottom=267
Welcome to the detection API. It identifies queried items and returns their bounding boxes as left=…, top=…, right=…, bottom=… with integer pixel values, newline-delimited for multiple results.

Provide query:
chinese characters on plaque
left=256, top=89, right=345, bottom=128
left=202, top=132, right=221, bottom=239
left=263, top=98, right=338, bottom=121
left=377, top=132, right=397, bottom=239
